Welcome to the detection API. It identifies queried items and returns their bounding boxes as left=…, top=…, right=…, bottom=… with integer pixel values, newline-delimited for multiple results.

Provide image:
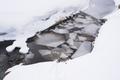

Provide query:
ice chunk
left=52, top=28, right=69, bottom=34
left=39, top=50, right=51, bottom=56
left=71, top=41, right=92, bottom=58
left=81, top=24, right=100, bottom=37
left=35, top=32, right=65, bottom=47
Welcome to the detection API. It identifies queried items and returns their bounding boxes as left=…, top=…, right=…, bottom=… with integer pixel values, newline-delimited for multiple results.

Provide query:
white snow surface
left=0, top=0, right=116, bottom=53
left=0, top=0, right=89, bottom=27
left=84, top=0, right=116, bottom=18
left=4, top=9, right=120, bottom=80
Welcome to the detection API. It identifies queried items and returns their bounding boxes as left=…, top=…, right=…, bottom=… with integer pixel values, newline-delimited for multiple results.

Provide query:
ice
left=35, top=32, right=65, bottom=47
left=39, top=50, right=51, bottom=56
left=0, top=0, right=116, bottom=53
left=82, top=24, right=100, bottom=37
left=71, top=41, right=92, bottom=58
left=4, top=7, right=84, bottom=53
left=52, top=28, right=69, bottom=34
left=4, top=9, right=120, bottom=80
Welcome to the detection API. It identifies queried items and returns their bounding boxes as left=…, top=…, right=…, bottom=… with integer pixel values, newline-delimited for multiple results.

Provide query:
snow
left=84, top=0, right=116, bottom=18
left=4, top=9, right=120, bottom=80
left=114, top=0, right=120, bottom=6
left=0, top=0, right=89, bottom=26
left=1, top=0, right=114, bottom=37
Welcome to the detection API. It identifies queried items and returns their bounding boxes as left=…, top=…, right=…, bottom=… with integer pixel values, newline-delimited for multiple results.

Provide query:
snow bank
left=0, top=0, right=89, bottom=26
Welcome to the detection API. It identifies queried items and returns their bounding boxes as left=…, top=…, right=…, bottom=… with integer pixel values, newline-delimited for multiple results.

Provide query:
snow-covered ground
left=4, top=9, right=120, bottom=80
left=0, top=0, right=89, bottom=26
